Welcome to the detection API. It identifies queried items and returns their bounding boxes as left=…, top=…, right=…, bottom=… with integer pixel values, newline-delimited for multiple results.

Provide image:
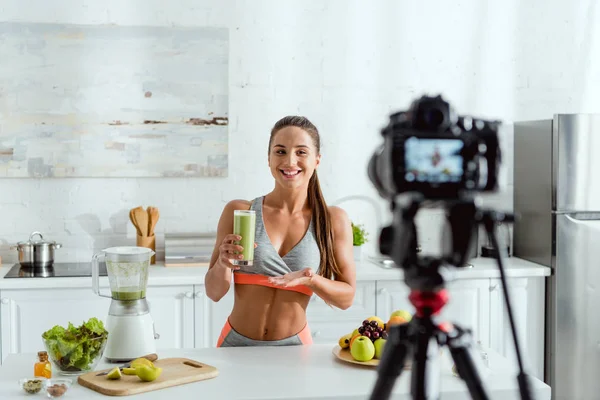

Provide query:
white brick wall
left=1, top=0, right=599, bottom=264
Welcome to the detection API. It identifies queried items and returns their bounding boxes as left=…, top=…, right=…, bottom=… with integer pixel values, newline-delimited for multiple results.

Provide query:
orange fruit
left=349, top=333, right=362, bottom=348
left=386, top=316, right=408, bottom=332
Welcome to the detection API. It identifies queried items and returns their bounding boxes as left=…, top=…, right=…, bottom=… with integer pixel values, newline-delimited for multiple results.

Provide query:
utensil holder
left=136, top=235, right=156, bottom=264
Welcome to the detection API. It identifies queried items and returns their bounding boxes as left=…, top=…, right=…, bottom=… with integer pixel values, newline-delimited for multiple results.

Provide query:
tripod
left=369, top=196, right=534, bottom=400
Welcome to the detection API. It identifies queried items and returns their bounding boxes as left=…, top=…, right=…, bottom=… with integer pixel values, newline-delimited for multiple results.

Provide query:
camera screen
left=404, top=138, right=464, bottom=184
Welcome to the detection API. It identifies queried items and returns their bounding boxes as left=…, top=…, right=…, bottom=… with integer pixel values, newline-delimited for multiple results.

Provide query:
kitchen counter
left=0, top=344, right=551, bottom=399
left=0, top=257, right=550, bottom=290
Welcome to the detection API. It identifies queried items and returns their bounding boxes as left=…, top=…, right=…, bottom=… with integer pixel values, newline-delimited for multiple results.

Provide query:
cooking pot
left=11, top=231, right=62, bottom=268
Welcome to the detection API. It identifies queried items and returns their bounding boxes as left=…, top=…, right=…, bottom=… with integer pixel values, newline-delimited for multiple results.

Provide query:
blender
left=92, top=246, right=158, bottom=362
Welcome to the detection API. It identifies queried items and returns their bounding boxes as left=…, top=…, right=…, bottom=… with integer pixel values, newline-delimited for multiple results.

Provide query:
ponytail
left=308, top=172, right=342, bottom=280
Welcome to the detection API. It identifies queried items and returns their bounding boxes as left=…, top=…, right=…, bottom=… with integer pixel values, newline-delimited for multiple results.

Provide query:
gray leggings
left=217, top=319, right=312, bottom=347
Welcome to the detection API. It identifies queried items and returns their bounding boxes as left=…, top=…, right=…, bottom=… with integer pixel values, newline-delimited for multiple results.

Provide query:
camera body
left=368, top=95, right=501, bottom=200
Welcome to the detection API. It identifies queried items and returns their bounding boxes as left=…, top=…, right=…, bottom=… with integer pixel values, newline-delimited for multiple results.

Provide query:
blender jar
left=92, top=246, right=154, bottom=300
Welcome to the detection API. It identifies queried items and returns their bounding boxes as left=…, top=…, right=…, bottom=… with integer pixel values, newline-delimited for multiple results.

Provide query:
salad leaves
left=42, top=317, right=108, bottom=371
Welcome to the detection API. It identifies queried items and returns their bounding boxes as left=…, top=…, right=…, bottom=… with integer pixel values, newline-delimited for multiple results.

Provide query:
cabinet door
left=307, top=282, right=377, bottom=344
left=375, top=279, right=491, bottom=348
left=0, top=288, right=111, bottom=362
left=194, top=284, right=234, bottom=348
left=443, top=279, right=491, bottom=349
left=146, top=286, right=195, bottom=350
left=489, top=277, right=544, bottom=380
left=375, top=281, right=413, bottom=319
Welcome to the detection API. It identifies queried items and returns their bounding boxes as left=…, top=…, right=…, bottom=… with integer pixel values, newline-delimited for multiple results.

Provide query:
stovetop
left=4, top=262, right=108, bottom=278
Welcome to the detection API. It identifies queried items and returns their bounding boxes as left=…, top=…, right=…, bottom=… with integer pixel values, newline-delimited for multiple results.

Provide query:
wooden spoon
left=129, top=208, right=142, bottom=236
left=147, top=206, right=160, bottom=236
left=134, top=206, right=148, bottom=237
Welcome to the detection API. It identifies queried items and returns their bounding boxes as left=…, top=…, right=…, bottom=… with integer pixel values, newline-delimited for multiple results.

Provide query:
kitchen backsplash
left=2, top=0, right=595, bottom=264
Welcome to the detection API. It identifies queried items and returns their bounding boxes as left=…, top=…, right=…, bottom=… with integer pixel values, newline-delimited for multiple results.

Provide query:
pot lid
left=17, top=231, right=56, bottom=246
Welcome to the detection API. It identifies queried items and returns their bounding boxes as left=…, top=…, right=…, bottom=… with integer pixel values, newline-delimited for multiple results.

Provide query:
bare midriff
left=228, top=284, right=311, bottom=340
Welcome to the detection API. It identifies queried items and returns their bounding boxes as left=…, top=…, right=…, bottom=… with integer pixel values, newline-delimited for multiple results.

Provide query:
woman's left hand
left=268, top=267, right=314, bottom=288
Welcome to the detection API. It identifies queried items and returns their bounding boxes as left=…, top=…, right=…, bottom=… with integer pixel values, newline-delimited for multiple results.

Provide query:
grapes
left=363, top=331, right=371, bottom=339
left=362, top=320, right=370, bottom=326
left=358, top=326, right=365, bottom=334
left=372, top=331, right=380, bottom=339
left=369, top=320, right=379, bottom=328
left=382, top=331, right=388, bottom=340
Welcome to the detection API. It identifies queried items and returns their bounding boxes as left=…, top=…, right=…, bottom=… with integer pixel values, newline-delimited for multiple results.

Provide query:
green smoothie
left=233, top=210, right=256, bottom=266
left=112, top=289, right=146, bottom=301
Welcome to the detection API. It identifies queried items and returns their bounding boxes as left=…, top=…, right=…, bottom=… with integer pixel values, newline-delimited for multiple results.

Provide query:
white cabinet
left=147, top=286, right=195, bottom=350
left=0, top=288, right=111, bottom=362
left=489, top=277, right=545, bottom=380
left=0, top=275, right=546, bottom=370
left=0, top=285, right=196, bottom=363
left=375, top=279, right=491, bottom=348
left=194, top=284, right=234, bottom=349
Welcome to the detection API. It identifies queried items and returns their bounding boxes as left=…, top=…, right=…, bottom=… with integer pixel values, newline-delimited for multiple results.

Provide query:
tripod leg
left=411, top=318, right=441, bottom=400
left=369, top=323, right=411, bottom=400
left=446, top=324, right=490, bottom=400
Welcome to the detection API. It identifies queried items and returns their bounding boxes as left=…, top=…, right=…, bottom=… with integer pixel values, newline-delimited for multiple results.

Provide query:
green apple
left=350, top=336, right=375, bottom=362
left=374, top=338, right=386, bottom=359
left=390, top=310, right=412, bottom=322
left=352, top=328, right=360, bottom=337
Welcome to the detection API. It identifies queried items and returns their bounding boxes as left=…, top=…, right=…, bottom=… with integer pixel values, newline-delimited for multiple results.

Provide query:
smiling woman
left=204, top=116, right=357, bottom=347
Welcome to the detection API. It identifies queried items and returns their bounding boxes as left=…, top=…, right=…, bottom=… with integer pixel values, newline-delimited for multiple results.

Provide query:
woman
left=205, top=115, right=356, bottom=347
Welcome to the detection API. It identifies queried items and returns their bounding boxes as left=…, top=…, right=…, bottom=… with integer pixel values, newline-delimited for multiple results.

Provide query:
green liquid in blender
left=112, top=289, right=146, bottom=301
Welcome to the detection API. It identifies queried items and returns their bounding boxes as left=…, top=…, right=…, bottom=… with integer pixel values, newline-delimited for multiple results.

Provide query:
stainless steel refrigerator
left=513, top=114, right=600, bottom=400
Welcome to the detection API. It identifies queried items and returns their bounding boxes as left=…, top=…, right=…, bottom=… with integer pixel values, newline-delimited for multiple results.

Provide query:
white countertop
left=0, top=344, right=551, bottom=399
left=0, top=257, right=550, bottom=290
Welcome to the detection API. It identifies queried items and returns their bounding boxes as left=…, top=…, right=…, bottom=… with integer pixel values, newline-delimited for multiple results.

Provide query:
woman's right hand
left=218, top=234, right=245, bottom=270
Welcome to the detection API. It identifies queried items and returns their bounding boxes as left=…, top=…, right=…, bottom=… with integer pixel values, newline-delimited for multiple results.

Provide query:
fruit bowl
left=334, top=312, right=413, bottom=366
left=332, top=345, right=381, bottom=367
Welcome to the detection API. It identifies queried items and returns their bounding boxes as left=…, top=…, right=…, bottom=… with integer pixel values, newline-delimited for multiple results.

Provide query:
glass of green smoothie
left=232, top=210, right=256, bottom=266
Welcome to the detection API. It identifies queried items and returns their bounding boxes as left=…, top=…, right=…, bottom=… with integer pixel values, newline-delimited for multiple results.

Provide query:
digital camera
left=368, top=95, right=501, bottom=200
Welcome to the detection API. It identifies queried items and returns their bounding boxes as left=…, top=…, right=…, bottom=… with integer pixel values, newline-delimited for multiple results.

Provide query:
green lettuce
left=41, top=317, right=108, bottom=372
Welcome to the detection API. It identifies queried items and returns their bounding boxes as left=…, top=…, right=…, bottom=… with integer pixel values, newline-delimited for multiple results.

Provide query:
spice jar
left=34, top=351, right=52, bottom=379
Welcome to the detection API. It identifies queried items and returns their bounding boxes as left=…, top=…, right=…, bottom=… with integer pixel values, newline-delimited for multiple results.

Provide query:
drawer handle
left=195, top=291, right=204, bottom=298
left=312, top=331, right=321, bottom=337
left=1, top=298, right=8, bottom=305
left=184, top=291, right=194, bottom=299
left=378, top=288, right=388, bottom=294
left=310, top=296, right=318, bottom=302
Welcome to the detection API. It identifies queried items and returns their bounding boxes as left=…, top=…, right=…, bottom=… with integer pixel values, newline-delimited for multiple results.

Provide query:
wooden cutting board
left=78, top=358, right=218, bottom=396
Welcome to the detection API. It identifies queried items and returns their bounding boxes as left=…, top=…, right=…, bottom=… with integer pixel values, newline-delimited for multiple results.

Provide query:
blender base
left=104, top=313, right=157, bottom=363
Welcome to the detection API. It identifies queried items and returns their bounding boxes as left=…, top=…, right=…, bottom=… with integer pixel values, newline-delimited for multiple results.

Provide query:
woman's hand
left=218, top=234, right=257, bottom=270
left=268, top=267, right=314, bottom=288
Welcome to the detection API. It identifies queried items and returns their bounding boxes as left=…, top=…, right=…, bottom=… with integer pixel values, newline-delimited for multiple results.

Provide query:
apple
left=350, top=336, right=375, bottom=362
left=374, top=338, right=386, bottom=359
left=390, top=310, right=412, bottom=322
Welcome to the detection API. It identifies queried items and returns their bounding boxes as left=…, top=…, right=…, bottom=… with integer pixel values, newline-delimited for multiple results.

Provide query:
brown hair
left=268, top=116, right=341, bottom=280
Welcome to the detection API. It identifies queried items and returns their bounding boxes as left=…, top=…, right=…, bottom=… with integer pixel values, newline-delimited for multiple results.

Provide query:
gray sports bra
left=235, top=196, right=322, bottom=277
